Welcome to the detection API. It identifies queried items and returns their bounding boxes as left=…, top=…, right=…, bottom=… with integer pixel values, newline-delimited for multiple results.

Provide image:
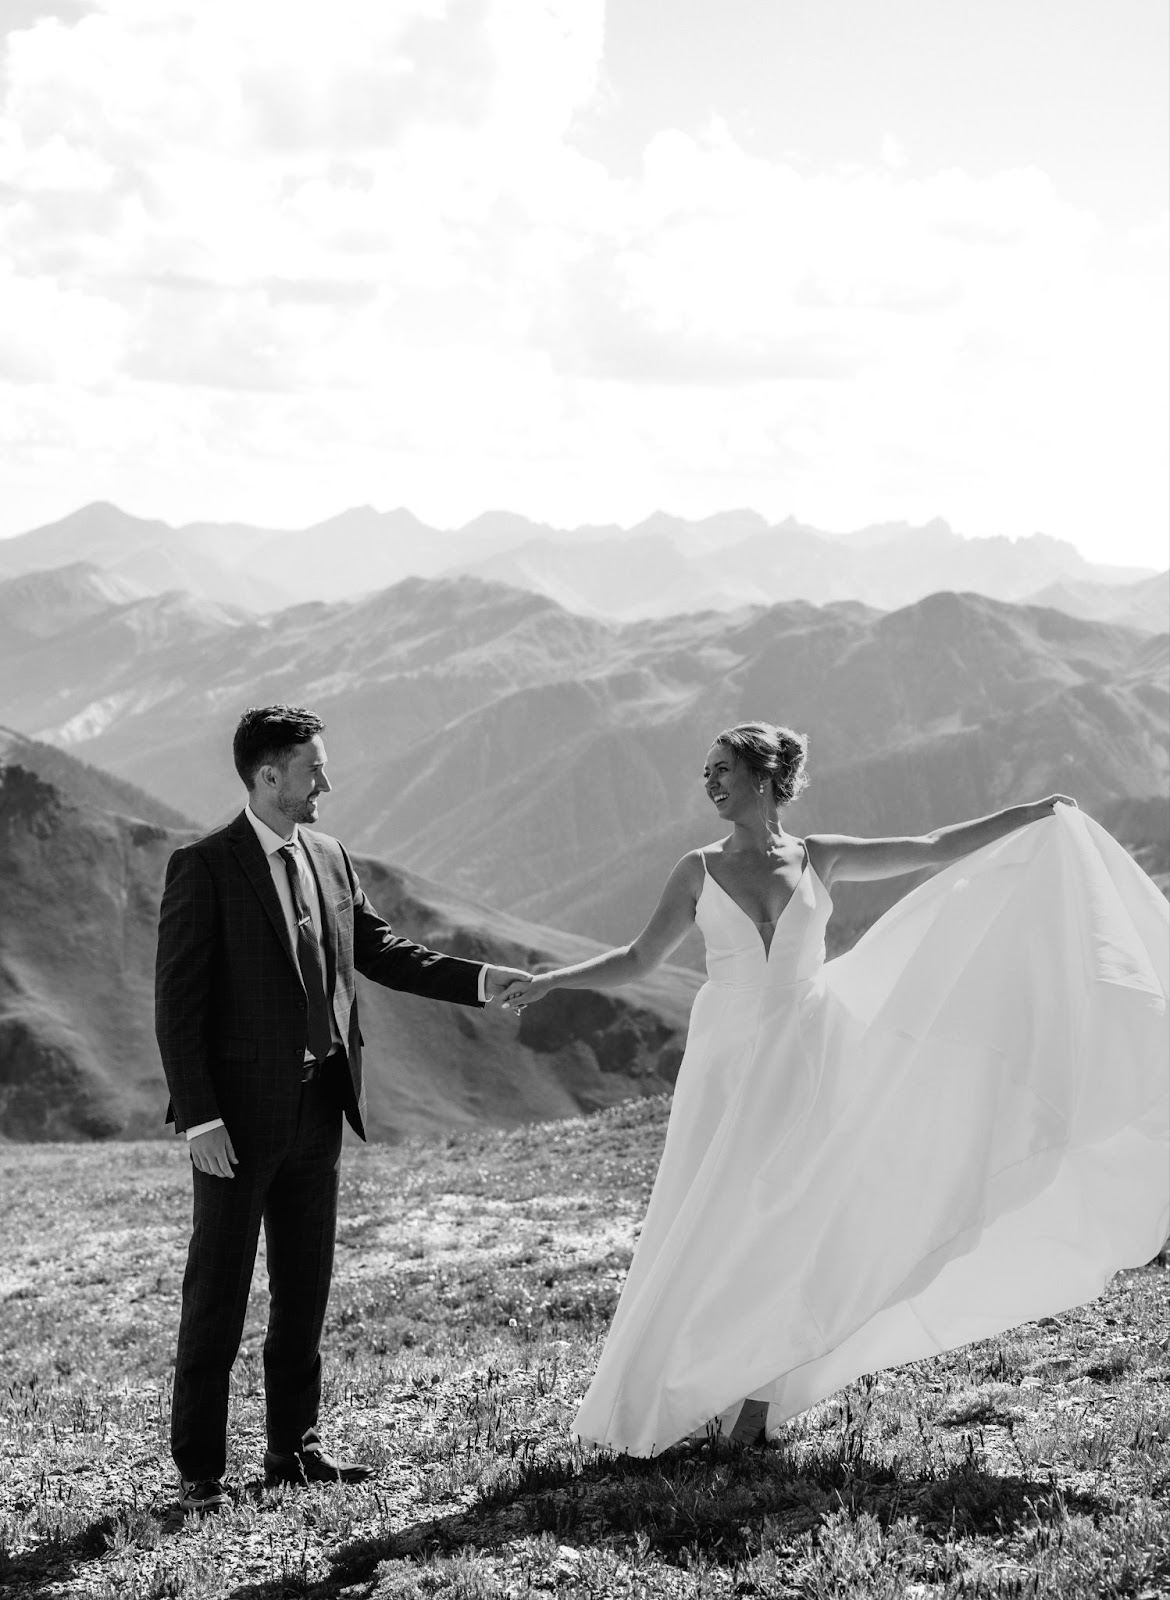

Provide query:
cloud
left=0, top=0, right=1164, bottom=565
left=578, top=323, right=869, bottom=387
left=238, top=0, right=496, bottom=154
left=0, top=1, right=94, bottom=50
left=529, top=133, right=1099, bottom=398
left=542, top=243, right=873, bottom=385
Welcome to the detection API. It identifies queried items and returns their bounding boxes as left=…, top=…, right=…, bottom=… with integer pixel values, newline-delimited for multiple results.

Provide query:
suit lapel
left=299, top=830, right=339, bottom=997
left=227, top=812, right=301, bottom=978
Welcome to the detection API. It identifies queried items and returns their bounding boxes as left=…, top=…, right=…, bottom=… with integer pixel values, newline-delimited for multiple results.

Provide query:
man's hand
left=189, top=1124, right=238, bottom=1179
left=483, top=965, right=533, bottom=1009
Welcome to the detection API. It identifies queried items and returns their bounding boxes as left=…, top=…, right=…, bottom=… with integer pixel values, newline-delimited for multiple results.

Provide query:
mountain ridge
left=0, top=501, right=1158, bottom=622
left=0, top=572, right=1162, bottom=961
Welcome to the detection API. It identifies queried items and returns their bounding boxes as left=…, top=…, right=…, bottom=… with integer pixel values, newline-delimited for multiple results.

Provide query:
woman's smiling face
left=703, top=742, right=761, bottom=821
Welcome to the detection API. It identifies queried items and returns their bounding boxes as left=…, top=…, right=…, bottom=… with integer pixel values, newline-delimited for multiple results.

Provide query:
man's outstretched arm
left=344, top=847, right=531, bottom=1006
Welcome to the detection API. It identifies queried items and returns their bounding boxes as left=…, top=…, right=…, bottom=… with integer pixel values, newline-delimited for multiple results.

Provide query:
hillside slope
left=0, top=725, right=196, bottom=831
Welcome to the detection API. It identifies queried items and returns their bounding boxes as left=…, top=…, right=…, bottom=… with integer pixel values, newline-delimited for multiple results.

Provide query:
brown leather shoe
left=263, top=1446, right=373, bottom=1487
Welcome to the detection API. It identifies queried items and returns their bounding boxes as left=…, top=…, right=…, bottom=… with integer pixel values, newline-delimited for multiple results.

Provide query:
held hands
left=495, top=972, right=557, bottom=1012
left=189, top=1124, right=238, bottom=1179
left=483, top=965, right=535, bottom=1010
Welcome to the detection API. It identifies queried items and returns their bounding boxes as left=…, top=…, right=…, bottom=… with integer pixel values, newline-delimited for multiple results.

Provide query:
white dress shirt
left=248, top=804, right=345, bottom=1052
left=186, top=806, right=489, bottom=1139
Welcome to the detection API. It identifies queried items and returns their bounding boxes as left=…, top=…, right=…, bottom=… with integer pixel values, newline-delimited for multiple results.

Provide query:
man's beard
left=277, top=792, right=318, bottom=824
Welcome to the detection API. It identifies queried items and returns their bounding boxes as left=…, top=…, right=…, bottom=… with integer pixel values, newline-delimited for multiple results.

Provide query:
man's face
left=273, top=734, right=331, bottom=825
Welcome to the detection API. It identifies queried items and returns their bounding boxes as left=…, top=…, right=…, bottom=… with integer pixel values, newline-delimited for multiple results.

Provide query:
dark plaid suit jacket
left=155, top=811, right=483, bottom=1147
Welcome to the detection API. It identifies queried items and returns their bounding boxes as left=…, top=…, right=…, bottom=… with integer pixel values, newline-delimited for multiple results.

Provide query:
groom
left=156, top=704, right=531, bottom=1512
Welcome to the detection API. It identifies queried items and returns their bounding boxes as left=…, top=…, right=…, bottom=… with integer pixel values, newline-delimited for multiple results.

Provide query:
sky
left=0, top=0, right=1167, bottom=566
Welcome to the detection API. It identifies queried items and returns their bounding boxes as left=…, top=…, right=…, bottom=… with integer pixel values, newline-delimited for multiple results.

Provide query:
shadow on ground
left=0, top=1441, right=1111, bottom=1600
left=0, top=1485, right=239, bottom=1598
left=0, top=1510, right=156, bottom=1598
left=262, top=1437, right=1107, bottom=1598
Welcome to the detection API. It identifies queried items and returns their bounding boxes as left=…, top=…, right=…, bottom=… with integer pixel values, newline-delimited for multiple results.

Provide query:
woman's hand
left=1034, top=794, right=1078, bottom=817
left=507, top=973, right=558, bottom=1011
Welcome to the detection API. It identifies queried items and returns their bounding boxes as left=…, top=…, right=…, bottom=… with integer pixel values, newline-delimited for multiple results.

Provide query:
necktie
left=278, top=844, right=334, bottom=1063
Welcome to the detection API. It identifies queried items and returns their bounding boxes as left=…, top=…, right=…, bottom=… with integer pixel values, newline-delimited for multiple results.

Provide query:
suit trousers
left=171, top=1068, right=344, bottom=1481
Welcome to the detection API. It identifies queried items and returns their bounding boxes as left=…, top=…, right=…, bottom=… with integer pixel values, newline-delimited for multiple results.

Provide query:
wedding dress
left=573, top=805, right=1169, bottom=1455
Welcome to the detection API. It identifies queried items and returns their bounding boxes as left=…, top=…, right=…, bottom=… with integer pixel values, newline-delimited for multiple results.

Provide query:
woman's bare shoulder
left=663, top=845, right=725, bottom=901
left=672, top=846, right=713, bottom=883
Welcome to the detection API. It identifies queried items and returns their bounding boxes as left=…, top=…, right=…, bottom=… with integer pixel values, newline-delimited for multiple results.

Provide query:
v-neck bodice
left=696, top=845, right=832, bottom=989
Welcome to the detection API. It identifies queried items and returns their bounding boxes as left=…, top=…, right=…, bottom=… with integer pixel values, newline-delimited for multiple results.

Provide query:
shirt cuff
left=477, top=965, right=489, bottom=1003
left=186, top=1118, right=225, bottom=1140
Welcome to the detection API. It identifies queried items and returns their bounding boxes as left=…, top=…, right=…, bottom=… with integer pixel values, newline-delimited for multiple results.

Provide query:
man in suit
left=156, top=704, right=531, bottom=1512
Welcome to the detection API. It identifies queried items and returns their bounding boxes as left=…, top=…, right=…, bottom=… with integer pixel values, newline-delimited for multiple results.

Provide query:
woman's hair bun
left=712, top=720, right=810, bottom=806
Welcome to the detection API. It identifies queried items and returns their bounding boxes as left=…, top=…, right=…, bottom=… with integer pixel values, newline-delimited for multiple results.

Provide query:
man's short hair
left=233, top=705, right=324, bottom=789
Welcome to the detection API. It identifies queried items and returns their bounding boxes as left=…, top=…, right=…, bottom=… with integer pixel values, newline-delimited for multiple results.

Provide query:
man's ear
left=255, top=762, right=279, bottom=792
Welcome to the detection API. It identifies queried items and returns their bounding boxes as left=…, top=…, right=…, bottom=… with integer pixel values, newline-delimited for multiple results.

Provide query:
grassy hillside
left=1, top=1102, right=1167, bottom=1598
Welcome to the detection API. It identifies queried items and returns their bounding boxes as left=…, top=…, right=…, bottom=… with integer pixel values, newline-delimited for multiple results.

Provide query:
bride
left=502, top=721, right=1169, bottom=1455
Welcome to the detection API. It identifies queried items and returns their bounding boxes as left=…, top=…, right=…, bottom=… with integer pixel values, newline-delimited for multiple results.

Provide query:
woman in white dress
left=503, top=721, right=1170, bottom=1456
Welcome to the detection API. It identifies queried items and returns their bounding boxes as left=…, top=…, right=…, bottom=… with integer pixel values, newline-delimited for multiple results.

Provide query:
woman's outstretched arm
left=500, top=852, right=704, bottom=1008
left=809, top=794, right=1076, bottom=889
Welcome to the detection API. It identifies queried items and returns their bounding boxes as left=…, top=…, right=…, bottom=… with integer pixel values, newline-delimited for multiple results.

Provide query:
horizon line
left=0, top=496, right=1154, bottom=563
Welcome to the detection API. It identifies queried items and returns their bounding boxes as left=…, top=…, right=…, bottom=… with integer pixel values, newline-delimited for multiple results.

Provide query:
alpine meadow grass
left=1, top=1097, right=1167, bottom=1598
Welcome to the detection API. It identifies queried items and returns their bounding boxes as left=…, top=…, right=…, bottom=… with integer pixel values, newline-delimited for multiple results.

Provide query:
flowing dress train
left=572, top=806, right=1170, bottom=1455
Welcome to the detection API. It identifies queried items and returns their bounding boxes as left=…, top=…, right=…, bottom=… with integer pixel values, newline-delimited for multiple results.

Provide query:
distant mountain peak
left=384, top=569, right=566, bottom=614
left=0, top=560, right=148, bottom=623
left=456, top=510, right=559, bottom=539
left=304, top=505, right=431, bottom=536
left=39, top=501, right=169, bottom=535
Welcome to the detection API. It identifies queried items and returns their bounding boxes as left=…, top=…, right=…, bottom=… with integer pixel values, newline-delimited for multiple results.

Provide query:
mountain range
left=0, top=501, right=1162, bottom=622
left=0, top=732, right=698, bottom=1143
left=1, top=565, right=1165, bottom=962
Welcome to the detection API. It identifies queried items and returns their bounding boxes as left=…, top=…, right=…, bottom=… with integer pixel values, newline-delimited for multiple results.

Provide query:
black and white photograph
left=0, top=2, right=1167, bottom=1595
